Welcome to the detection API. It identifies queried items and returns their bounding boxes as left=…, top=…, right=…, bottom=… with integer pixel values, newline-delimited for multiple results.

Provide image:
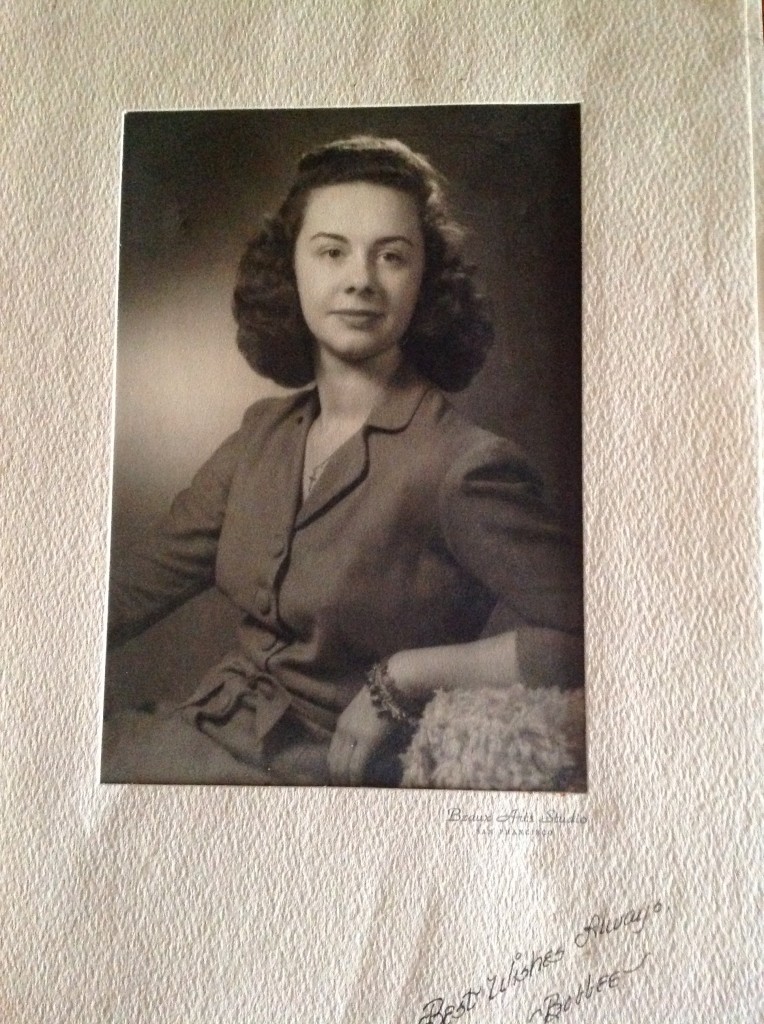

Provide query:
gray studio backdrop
left=106, top=105, right=581, bottom=715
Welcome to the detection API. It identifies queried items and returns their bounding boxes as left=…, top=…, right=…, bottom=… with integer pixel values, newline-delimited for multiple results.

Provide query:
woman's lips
left=332, top=310, right=384, bottom=328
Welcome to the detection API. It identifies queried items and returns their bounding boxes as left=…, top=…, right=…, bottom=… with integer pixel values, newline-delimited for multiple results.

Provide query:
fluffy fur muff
left=400, top=686, right=586, bottom=792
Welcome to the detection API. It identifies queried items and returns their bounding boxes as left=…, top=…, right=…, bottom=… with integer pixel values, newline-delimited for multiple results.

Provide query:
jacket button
left=256, top=589, right=272, bottom=616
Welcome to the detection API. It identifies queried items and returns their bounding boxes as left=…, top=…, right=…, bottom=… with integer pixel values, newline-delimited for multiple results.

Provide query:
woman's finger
left=328, top=731, right=355, bottom=785
left=327, top=734, right=343, bottom=783
left=330, top=733, right=370, bottom=786
left=347, top=739, right=368, bottom=786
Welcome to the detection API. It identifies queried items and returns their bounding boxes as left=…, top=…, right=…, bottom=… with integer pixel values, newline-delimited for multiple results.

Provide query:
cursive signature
left=414, top=898, right=664, bottom=1023
left=525, top=952, right=650, bottom=1022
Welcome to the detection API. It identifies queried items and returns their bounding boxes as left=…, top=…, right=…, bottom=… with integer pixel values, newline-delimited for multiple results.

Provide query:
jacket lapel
left=294, top=366, right=430, bottom=529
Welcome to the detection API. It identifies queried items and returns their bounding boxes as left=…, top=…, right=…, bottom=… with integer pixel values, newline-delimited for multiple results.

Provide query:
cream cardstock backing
left=2, top=2, right=762, bottom=1022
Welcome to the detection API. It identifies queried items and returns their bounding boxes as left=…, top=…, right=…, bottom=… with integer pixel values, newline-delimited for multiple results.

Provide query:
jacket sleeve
left=437, top=434, right=584, bottom=638
left=107, top=409, right=256, bottom=648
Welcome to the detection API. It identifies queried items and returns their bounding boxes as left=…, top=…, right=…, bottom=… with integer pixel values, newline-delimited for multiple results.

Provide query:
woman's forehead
left=299, top=182, right=423, bottom=240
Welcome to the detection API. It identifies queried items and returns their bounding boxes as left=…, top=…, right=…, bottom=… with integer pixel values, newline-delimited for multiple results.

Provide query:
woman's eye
left=380, top=250, right=405, bottom=265
left=319, top=247, right=343, bottom=259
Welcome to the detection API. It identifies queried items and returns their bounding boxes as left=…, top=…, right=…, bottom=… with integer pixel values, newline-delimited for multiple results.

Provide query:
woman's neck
left=313, top=350, right=403, bottom=426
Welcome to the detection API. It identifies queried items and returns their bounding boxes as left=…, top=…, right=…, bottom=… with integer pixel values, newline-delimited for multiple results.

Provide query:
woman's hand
left=328, top=685, right=397, bottom=785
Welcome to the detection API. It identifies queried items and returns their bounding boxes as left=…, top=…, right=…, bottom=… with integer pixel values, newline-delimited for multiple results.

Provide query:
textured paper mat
left=2, top=2, right=762, bottom=1021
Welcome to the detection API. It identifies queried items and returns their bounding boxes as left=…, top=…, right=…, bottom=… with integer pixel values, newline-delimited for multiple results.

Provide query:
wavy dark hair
left=233, top=135, right=494, bottom=391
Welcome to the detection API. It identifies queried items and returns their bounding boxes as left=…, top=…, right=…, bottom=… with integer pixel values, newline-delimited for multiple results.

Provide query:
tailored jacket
left=108, top=367, right=583, bottom=741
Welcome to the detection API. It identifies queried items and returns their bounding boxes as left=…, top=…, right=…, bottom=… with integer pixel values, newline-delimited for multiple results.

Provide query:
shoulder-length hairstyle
left=233, top=135, right=494, bottom=391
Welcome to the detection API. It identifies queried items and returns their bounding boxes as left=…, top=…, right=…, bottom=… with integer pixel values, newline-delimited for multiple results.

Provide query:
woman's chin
left=314, top=339, right=404, bottom=375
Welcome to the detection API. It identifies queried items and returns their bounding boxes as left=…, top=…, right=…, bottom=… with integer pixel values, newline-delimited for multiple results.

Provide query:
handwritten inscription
left=415, top=900, right=663, bottom=1023
left=574, top=900, right=662, bottom=948
left=418, top=947, right=566, bottom=1024
left=526, top=953, right=650, bottom=1022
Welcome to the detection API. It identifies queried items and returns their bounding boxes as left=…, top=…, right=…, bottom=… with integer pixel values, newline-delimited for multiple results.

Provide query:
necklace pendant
left=305, top=454, right=331, bottom=496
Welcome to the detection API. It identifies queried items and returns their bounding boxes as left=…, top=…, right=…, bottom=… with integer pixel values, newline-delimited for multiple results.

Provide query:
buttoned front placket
left=258, top=404, right=313, bottom=665
left=260, top=538, right=290, bottom=664
left=214, top=369, right=432, bottom=734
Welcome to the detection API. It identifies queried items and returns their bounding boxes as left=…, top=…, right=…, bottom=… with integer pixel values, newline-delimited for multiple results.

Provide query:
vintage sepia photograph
left=102, top=105, right=584, bottom=790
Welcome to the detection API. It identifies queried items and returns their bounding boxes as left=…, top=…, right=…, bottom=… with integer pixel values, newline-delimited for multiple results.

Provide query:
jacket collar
left=299, top=362, right=430, bottom=433
left=364, top=362, right=431, bottom=433
left=293, top=363, right=431, bottom=528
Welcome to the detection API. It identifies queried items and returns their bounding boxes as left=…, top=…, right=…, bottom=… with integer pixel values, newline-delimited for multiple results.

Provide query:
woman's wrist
left=385, top=632, right=523, bottom=700
left=385, top=649, right=437, bottom=702
left=364, top=660, right=424, bottom=729
left=366, top=630, right=581, bottom=717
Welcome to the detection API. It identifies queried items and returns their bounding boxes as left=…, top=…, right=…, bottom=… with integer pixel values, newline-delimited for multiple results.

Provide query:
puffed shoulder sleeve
left=107, top=406, right=259, bottom=648
left=438, top=435, right=583, bottom=635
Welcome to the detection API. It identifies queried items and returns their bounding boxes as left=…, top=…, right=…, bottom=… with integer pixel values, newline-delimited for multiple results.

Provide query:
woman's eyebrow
left=375, top=235, right=415, bottom=248
left=308, top=231, right=416, bottom=248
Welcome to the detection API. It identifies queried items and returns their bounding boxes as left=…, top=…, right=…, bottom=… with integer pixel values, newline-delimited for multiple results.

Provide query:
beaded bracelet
left=364, top=660, right=421, bottom=729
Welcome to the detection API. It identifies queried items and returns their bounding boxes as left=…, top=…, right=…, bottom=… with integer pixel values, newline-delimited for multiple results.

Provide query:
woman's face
left=293, top=182, right=425, bottom=374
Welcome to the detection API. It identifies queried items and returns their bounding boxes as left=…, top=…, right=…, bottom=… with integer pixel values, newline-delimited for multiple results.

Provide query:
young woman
left=104, top=136, right=583, bottom=787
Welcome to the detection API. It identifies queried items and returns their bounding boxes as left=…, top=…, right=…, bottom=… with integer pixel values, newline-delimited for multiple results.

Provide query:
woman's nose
left=344, top=252, right=377, bottom=293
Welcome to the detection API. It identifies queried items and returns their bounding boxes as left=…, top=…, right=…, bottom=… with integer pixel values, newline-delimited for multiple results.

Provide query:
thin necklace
left=304, top=453, right=333, bottom=495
